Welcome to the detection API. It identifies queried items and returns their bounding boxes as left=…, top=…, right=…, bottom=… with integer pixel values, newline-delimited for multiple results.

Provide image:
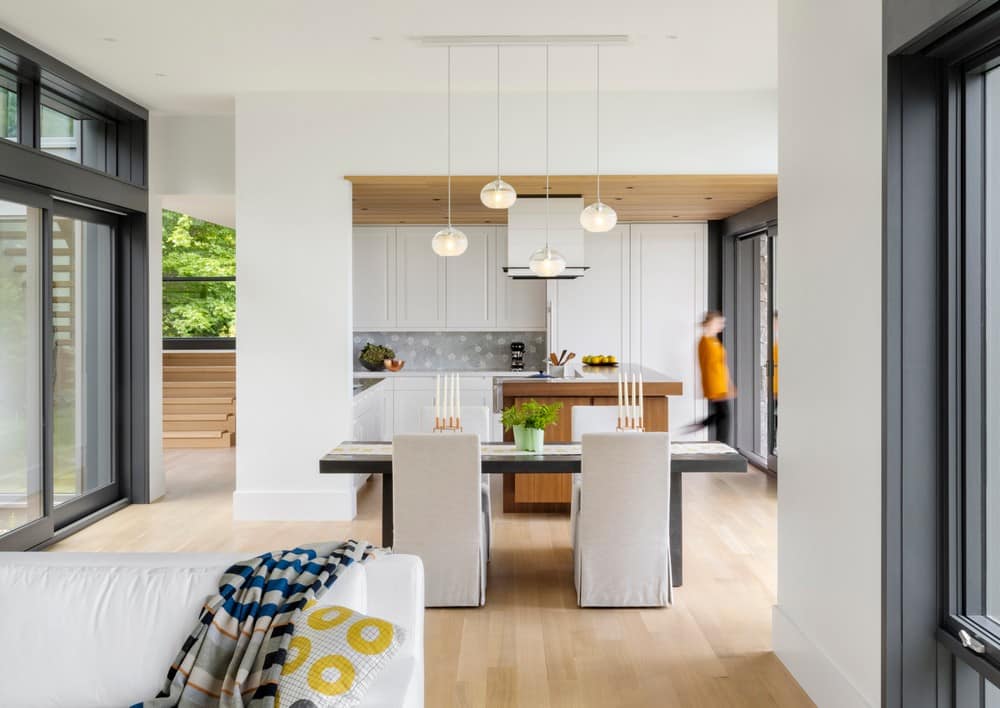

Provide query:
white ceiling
left=0, top=0, right=776, bottom=114
left=161, top=195, right=235, bottom=228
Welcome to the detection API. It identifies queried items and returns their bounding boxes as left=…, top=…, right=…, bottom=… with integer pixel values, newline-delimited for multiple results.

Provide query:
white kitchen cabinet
left=445, top=227, right=496, bottom=329
left=395, top=227, right=447, bottom=328
left=549, top=224, right=631, bottom=361
left=628, top=223, right=708, bottom=440
left=550, top=223, right=708, bottom=440
left=496, top=227, right=547, bottom=330
left=352, top=227, right=397, bottom=329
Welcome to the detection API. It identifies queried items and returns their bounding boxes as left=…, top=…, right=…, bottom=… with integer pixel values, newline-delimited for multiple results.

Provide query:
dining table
left=319, top=440, right=747, bottom=587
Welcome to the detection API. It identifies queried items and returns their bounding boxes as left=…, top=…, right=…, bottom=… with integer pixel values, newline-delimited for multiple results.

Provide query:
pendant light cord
left=545, top=43, right=550, bottom=251
left=595, top=44, right=601, bottom=204
left=447, top=45, right=453, bottom=229
left=496, top=45, right=502, bottom=183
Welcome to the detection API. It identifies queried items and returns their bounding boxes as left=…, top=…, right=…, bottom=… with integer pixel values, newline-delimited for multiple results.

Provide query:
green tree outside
left=162, top=210, right=236, bottom=338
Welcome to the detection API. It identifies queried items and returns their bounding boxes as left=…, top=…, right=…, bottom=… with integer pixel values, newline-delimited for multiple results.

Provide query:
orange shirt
left=698, top=335, right=730, bottom=400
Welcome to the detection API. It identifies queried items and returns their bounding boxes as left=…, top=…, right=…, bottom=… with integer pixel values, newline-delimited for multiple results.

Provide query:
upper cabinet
left=352, top=226, right=546, bottom=332
left=496, top=227, right=546, bottom=330
left=352, top=227, right=396, bottom=330
left=395, top=227, right=447, bottom=328
left=445, top=227, right=496, bottom=329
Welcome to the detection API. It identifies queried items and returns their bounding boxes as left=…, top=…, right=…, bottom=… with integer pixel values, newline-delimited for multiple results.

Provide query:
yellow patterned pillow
left=277, top=600, right=406, bottom=708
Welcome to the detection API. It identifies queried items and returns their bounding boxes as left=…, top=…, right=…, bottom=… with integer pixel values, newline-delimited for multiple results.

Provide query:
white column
left=233, top=95, right=356, bottom=520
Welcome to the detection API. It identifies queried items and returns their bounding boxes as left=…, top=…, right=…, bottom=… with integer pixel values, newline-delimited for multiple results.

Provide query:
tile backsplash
left=354, top=332, right=547, bottom=372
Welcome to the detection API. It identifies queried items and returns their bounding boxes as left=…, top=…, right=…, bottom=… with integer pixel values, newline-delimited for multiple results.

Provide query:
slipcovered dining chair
left=572, top=432, right=672, bottom=607
left=570, top=405, right=625, bottom=550
left=392, top=433, right=488, bottom=607
left=419, top=405, right=494, bottom=557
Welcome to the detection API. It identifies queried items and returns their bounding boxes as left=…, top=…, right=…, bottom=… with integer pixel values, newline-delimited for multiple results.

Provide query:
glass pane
left=40, top=105, right=82, bottom=163
left=52, top=215, right=113, bottom=506
left=162, top=211, right=235, bottom=277
left=0, top=70, right=16, bottom=141
left=986, top=65, right=1000, bottom=621
left=0, top=199, right=43, bottom=534
left=162, top=210, right=236, bottom=339
left=162, top=280, right=235, bottom=338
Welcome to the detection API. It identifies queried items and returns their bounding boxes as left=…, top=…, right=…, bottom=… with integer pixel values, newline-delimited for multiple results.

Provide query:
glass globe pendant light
left=580, top=44, right=617, bottom=233
left=480, top=46, right=517, bottom=209
left=432, top=46, right=469, bottom=257
left=529, top=45, right=567, bottom=278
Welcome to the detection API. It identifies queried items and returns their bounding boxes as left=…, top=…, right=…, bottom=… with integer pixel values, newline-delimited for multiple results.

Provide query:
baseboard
left=772, top=604, right=873, bottom=708
left=232, top=489, right=356, bottom=521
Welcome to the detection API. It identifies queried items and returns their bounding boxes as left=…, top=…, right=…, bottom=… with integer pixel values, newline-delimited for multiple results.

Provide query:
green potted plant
left=501, top=399, right=563, bottom=452
left=359, top=342, right=395, bottom=372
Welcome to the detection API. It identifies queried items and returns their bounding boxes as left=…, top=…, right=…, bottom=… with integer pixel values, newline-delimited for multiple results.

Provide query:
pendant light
left=432, top=46, right=469, bottom=257
left=480, top=45, right=517, bottom=209
left=580, top=44, right=617, bottom=233
left=529, top=45, right=567, bottom=278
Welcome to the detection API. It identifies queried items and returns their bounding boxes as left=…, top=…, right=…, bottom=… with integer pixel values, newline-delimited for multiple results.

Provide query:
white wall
left=232, top=88, right=776, bottom=520
left=147, top=113, right=235, bottom=501
left=774, top=1, right=882, bottom=706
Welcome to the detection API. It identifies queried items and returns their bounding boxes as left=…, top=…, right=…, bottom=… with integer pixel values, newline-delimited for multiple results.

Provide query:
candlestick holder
left=616, top=415, right=645, bottom=432
left=432, top=416, right=463, bottom=433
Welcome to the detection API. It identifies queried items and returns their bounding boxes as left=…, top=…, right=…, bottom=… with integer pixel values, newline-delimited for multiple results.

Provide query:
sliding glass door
left=50, top=205, right=117, bottom=525
left=0, top=195, right=45, bottom=543
left=733, top=228, right=777, bottom=470
left=0, top=185, right=124, bottom=549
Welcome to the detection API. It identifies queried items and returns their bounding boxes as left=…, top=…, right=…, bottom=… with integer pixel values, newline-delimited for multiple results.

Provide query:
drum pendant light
left=580, top=44, right=617, bottom=232
left=432, top=46, right=469, bottom=257
left=528, top=45, right=567, bottom=278
left=481, top=45, right=517, bottom=209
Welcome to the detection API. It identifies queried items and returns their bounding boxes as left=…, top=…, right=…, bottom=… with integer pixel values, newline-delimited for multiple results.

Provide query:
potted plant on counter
left=501, top=399, right=563, bottom=452
left=359, top=342, right=395, bottom=372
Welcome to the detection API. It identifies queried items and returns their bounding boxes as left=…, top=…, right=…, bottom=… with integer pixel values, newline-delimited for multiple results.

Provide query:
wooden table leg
left=671, top=468, right=682, bottom=587
left=382, top=474, right=394, bottom=548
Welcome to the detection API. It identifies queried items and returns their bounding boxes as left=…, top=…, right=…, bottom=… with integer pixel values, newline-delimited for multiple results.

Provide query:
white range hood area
left=504, top=196, right=589, bottom=279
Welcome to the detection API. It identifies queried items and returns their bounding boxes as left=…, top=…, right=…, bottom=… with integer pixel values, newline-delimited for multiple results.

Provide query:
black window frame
left=0, top=26, right=149, bottom=552
left=885, top=4, right=1000, bottom=706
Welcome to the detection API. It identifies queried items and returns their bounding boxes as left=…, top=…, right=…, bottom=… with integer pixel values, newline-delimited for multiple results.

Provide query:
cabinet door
left=352, top=227, right=396, bottom=329
left=629, top=223, right=708, bottom=441
left=550, top=225, right=630, bottom=361
left=396, top=227, right=446, bottom=328
left=393, top=388, right=435, bottom=435
left=496, top=227, right=546, bottom=330
left=445, top=227, right=496, bottom=328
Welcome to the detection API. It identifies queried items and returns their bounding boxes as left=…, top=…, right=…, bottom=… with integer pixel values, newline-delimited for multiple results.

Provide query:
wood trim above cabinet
left=348, top=175, right=778, bottom=224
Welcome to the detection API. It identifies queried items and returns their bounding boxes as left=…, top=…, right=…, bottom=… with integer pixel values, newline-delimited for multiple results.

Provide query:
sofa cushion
left=278, top=602, right=405, bottom=707
left=0, top=552, right=366, bottom=708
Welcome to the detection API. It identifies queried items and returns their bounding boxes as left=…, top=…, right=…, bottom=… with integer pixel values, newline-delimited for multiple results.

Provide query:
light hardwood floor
left=50, top=449, right=813, bottom=708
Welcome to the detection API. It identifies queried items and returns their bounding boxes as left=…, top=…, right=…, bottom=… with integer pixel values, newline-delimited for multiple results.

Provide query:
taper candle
left=456, top=374, right=461, bottom=420
left=639, top=373, right=644, bottom=424
left=435, top=374, right=441, bottom=422
left=618, top=369, right=624, bottom=424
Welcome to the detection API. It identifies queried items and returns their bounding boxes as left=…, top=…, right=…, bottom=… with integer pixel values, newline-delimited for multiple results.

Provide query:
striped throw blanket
left=134, top=540, right=375, bottom=708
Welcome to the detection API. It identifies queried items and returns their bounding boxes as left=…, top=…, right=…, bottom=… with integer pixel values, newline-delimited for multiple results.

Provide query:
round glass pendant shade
left=528, top=246, right=567, bottom=278
left=431, top=227, right=469, bottom=256
left=480, top=179, right=517, bottom=209
left=580, top=201, right=618, bottom=232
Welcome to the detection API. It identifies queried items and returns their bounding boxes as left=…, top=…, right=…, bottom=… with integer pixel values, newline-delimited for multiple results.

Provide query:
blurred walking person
left=684, top=311, right=734, bottom=444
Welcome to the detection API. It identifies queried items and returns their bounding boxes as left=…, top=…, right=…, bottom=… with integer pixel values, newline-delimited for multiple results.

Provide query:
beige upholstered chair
left=392, top=433, right=487, bottom=607
left=570, top=405, right=624, bottom=550
left=418, top=405, right=494, bottom=557
left=572, top=432, right=672, bottom=607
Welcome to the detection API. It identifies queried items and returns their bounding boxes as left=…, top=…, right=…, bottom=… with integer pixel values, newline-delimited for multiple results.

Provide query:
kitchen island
left=495, top=365, right=683, bottom=512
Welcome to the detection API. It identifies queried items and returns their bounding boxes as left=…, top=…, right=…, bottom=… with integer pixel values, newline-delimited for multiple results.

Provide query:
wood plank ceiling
left=348, top=174, right=777, bottom=224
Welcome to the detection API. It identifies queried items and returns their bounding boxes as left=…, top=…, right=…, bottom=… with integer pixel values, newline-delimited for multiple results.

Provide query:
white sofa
left=0, top=551, right=424, bottom=707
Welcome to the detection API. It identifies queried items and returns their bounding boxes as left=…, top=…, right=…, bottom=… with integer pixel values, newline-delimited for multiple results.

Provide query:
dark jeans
left=700, top=399, right=731, bottom=445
